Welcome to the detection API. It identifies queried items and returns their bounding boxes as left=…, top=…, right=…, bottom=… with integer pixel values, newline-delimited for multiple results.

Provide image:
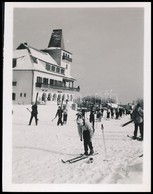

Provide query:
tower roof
left=48, top=29, right=65, bottom=49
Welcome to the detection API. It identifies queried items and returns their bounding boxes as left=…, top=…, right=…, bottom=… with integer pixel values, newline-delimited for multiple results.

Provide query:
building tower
left=12, top=29, right=80, bottom=105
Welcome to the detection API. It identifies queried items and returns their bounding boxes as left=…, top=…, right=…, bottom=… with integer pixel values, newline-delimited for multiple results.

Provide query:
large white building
left=12, top=29, right=80, bottom=105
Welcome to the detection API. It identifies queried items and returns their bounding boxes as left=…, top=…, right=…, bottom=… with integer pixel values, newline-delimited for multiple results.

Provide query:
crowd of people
left=76, top=103, right=143, bottom=155
left=28, top=101, right=143, bottom=156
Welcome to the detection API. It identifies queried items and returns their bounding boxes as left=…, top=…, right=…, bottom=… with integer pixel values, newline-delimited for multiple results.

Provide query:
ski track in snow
left=12, top=104, right=143, bottom=184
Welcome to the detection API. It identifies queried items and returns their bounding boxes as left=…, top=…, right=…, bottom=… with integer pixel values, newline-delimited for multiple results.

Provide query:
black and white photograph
left=3, top=2, right=151, bottom=192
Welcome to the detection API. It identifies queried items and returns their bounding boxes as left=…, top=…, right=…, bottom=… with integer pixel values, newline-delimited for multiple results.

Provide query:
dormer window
left=52, top=66, right=55, bottom=72
left=46, top=64, right=50, bottom=70
left=56, top=67, right=60, bottom=73
left=61, top=69, right=65, bottom=74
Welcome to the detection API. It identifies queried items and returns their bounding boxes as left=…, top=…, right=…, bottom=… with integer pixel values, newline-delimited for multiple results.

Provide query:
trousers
left=134, top=122, right=143, bottom=139
left=83, top=130, right=93, bottom=154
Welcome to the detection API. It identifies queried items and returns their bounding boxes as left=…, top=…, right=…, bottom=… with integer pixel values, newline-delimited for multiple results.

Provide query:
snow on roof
left=13, top=43, right=75, bottom=80
left=15, top=43, right=58, bottom=66
left=27, top=45, right=58, bottom=66
left=13, top=49, right=29, bottom=59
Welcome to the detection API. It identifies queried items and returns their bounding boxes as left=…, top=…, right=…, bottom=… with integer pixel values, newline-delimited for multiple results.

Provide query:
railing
left=62, top=55, right=72, bottom=62
left=35, top=83, right=80, bottom=92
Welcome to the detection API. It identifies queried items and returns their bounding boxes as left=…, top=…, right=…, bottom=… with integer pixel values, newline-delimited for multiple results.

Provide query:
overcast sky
left=13, top=4, right=145, bottom=104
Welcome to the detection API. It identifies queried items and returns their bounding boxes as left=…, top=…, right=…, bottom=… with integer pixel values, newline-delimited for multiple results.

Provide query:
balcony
left=35, top=83, right=80, bottom=92
left=62, top=55, right=72, bottom=62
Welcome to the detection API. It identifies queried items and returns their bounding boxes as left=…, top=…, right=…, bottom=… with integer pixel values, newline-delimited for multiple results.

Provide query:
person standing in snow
left=115, top=107, right=119, bottom=119
left=29, top=102, right=38, bottom=125
left=76, top=113, right=94, bottom=156
left=110, top=107, right=114, bottom=119
left=81, top=108, right=86, bottom=119
left=63, top=105, right=68, bottom=125
left=106, top=107, right=111, bottom=120
left=53, top=106, right=63, bottom=126
left=89, top=106, right=95, bottom=132
left=131, top=103, right=143, bottom=140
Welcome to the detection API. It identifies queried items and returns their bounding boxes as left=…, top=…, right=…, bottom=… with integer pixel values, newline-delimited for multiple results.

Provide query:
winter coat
left=77, top=118, right=94, bottom=140
left=89, top=111, right=95, bottom=122
left=131, top=107, right=143, bottom=124
left=55, top=109, right=63, bottom=118
left=31, top=104, right=38, bottom=115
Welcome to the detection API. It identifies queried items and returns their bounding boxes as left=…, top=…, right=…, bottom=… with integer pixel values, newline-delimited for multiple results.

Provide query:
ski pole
left=52, top=117, right=56, bottom=122
left=101, top=124, right=108, bottom=161
left=26, top=108, right=31, bottom=113
left=26, top=108, right=39, bottom=121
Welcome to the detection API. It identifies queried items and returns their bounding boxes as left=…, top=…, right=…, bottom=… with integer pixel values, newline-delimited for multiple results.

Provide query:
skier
left=115, top=107, right=119, bottom=119
left=28, top=102, right=38, bottom=125
left=89, top=106, right=95, bottom=132
left=54, top=106, right=63, bottom=126
left=110, top=107, right=114, bottom=119
left=81, top=108, right=86, bottom=119
left=131, top=103, right=143, bottom=140
left=76, top=113, right=94, bottom=156
left=63, top=105, right=68, bottom=125
left=96, top=109, right=102, bottom=122
left=106, top=107, right=111, bottom=120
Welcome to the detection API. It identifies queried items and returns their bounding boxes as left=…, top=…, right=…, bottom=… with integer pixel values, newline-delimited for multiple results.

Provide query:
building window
left=20, top=93, right=22, bottom=97
left=37, top=77, right=42, bottom=83
left=66, top=64, right=68, bottom=69
left=61, top=69, right=65, bottom=74
left=50, top=79, right=54, bottom=85
left=56, top=67, right=60, bottom=73
left=12, top=59, right=17, bottom=68
left=46, top=64, right=50, bottom=70
left=54, top=80, right=58, bottom=86
left=43, top=78, right=48, bottom=84
left=12, top=93, right=16, bottom=100
left=12, top=81, right=17, bottom=86
left=52, top=66, right=55, bottom=72
left=24, top=93, right=26, bottom=97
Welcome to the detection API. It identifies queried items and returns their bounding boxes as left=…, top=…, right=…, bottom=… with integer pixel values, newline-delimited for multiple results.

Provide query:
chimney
left=48, top=29, right=65, bottom=49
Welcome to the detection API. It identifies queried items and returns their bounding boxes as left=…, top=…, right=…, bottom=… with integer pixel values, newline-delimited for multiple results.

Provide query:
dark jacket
left=32, top=104, right=38, bottom=115
left=55, top=108, right=63, bottom=118
left=131, top=106, right=143, bottom=124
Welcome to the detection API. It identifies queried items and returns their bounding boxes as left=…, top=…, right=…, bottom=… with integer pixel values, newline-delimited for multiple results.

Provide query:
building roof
left=16, top=43, right=58, bottom=66
left=48, top=29, right=65, bottom=49
left=14, top=43, right=76, bottom=81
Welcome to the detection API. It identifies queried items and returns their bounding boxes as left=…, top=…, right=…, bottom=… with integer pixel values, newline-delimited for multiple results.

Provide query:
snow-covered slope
left=11, top=103, right=145, bottom=190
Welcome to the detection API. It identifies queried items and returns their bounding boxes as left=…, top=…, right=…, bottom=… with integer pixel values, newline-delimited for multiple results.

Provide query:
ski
left=35, top=92, right=39, bottom=104
left=61, top=154, right=85, bottom=163
left=69, top=155, right=88, bottom=163
left=127, top=135, right=143, bottom=141
left=127, top=134, right=136, bottom=140
left=61, top=152, right=98, bottom=164
left=69, top=152, right=99, bottom=163
left=122, top=120, right=134, bottom=127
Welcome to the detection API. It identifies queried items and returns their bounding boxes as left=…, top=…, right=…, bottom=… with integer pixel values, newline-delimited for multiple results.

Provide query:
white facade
left=12, top=41, right=80, bottom=105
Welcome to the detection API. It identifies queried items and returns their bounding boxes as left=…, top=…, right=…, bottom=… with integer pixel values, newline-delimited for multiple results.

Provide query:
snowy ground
left=10, top=103, right=146, bottom=191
